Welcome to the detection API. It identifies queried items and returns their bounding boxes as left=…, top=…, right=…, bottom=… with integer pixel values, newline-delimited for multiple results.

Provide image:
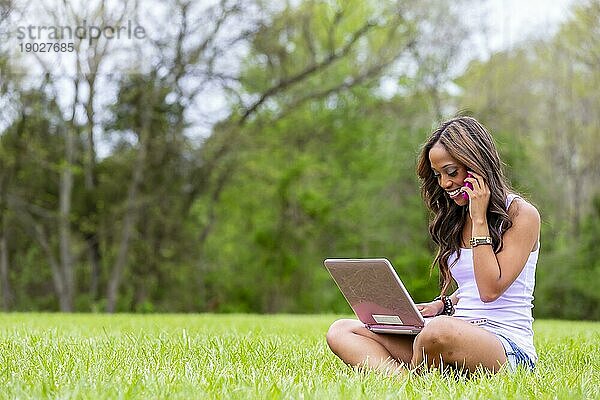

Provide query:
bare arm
left=463, top=171, right=540, bottom=303
left=417, top=289, right=459, bottom=317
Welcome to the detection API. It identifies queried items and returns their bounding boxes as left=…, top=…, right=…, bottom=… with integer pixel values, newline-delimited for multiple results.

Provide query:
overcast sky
left=484, top=0, right=575, bottom=52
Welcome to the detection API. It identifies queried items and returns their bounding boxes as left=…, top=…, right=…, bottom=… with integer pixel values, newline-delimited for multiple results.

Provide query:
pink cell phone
left=462, top=173, right=473, bottom=200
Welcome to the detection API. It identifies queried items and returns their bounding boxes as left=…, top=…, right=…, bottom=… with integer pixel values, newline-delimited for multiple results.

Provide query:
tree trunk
left=0, top=216, right=12, bottom=310
left=84, top=75, right=102, bottom=303
left=105, top=112, right=151, bottom=313
left=35, top=223, right=68, bottom=310
left=0, top=173, right=12, bottom=310
left=58, top=124, right=75, bottom=312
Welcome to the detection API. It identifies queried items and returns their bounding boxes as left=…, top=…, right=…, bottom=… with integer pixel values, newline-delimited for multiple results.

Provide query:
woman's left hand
left=461, top=170, right=491, bottom=223
left=416, top=301, right=443, bottom=317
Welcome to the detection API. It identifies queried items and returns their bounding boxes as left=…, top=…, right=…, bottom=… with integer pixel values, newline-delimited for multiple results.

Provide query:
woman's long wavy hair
left=416, top=117, right=514, bottom=296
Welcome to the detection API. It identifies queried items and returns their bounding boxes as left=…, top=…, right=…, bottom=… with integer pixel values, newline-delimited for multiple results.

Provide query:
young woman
left=326, top=116, right=539, bottom=374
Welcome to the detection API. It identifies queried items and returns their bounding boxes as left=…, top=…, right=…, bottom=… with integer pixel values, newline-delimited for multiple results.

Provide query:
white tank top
left=450, top=194, right=538, bottom=361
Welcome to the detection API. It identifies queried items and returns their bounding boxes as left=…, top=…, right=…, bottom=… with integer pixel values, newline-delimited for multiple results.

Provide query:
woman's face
left=428, top=142, right=469, bottom=206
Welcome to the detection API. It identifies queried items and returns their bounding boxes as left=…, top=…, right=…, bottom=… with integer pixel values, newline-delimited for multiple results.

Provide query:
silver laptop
left=324, top=258, right=428, bottom=335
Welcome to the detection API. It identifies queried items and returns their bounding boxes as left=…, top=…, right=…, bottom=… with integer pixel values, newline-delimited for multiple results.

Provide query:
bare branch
left=6, top=193, right=56, bottom=220
left=272, top=39, right=416, bottom=124
left=301, top=12, right=317, bottom=64
left=239, top=18, right=377, bottom=124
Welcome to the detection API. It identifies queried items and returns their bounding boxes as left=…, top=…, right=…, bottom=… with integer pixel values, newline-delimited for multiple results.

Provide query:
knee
left=326, top=319, right=358, bottom=352
left=415, top=316, right=457, bottom=352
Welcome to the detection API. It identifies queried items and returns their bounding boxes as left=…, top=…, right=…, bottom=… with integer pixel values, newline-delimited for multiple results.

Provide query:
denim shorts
left=495, top=333, right=535, bottom=372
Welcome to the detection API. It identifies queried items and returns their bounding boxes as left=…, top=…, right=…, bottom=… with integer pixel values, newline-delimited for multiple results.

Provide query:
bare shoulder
left=508, top=196, right=541, bottom=235
left=504, top=196, right=540, bottom=252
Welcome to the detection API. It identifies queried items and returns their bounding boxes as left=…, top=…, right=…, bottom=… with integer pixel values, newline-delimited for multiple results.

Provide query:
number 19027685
left=19, top=42, right=74, bottom=52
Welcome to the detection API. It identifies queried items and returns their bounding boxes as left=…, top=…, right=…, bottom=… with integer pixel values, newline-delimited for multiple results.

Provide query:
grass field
left=0, top=314, right=598, bottom=399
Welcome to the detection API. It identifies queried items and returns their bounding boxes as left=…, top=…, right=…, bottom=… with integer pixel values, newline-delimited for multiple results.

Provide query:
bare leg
left=326, top=319, right=415, bottom=375
left=411, top=316, right=507, bottom=373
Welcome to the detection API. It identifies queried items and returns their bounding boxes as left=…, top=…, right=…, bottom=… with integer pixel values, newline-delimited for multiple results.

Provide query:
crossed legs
left=326, top=316, right=507, bottom=374
left=325, top=318, right=414, bottom=374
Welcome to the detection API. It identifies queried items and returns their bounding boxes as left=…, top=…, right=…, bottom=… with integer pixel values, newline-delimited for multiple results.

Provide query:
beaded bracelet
left=434, top=295, right=455, bottom=316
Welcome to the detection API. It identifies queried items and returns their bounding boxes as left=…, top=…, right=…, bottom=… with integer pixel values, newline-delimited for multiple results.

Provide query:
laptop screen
left=325, top=258, right=425, bottom=327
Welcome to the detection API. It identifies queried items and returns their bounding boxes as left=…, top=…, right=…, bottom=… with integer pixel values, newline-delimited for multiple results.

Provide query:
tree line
left=0, top=0, right=598, bottom=319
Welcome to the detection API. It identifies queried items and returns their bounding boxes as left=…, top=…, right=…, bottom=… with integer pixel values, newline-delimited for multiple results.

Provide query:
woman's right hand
left=416, top=300, right=443, bottom=317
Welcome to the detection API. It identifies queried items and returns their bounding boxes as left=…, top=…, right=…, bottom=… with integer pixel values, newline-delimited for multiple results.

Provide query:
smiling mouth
left=447, top=188, right=462, bottom=198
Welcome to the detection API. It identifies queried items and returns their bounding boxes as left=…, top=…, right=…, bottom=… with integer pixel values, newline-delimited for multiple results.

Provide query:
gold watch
left=470, top=236, right=492, bottom=247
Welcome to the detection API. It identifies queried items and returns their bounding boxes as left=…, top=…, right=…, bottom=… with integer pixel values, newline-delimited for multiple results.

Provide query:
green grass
left=0, top=314, right=598, bottom=399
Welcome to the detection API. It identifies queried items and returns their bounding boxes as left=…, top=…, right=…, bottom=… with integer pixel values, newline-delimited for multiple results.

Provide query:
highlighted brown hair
left=416, top=117, right=513, bottom=295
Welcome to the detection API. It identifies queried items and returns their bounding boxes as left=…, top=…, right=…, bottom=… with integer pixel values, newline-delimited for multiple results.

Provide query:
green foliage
left=0, top=0, right=598, bottom=317
left=536, top=196, right=600, bottom=320
left=196, top=85, right=438, bottom=313
left=189, top=0, right=438, bottom=313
